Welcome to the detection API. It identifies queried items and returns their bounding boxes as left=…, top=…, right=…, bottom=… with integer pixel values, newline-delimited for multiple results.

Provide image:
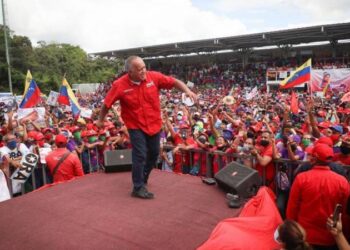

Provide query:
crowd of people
left=0, top=56, right=350, bottom=249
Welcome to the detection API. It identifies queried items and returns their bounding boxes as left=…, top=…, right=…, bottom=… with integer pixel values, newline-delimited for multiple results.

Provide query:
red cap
left=312, top=143, right=334, bottom=162
left=315, top=137, right=333, bottom=147
left=81, top=130, right=88, bottom=138
left=55, top=134, right=67, bottom=145
left=86, top=130, right=97, bottom=137
left=86, top=124, right=96, bottom=131
left=318, top=121, right=332, bottom=129
left=27, top=131, right=38, bottom=140
left=42, top=128, right=54, bottom=134
left=70, top=126, right=81, bottom=133
left=35, top=132, right=45, bottom=141
left=179, top=124, right=189, bottom=129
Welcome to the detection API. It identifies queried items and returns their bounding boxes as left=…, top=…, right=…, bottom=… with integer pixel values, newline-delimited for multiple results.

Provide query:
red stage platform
left=0, top=170, right=239, bottom=249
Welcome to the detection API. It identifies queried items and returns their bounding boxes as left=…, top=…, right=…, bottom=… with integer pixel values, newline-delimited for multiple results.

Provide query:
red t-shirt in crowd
left=45, top=148, right=84, bottom=183
left=104, top=71, right=175, bottom=136
left=255, top=145, right=275, bottom=185
left=172, top=134, right=197, bottom=173
left=333, top=153, right=350, bottom=165
left=286, top=166, right=350, bottom=246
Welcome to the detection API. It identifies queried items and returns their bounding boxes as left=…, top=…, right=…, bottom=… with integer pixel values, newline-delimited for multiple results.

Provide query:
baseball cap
left=330, top=125, right=343, bottom=134
left=42, top=128, right=55, bottom=134
left=70, top=126, right=81, bottom=133
left=312, top=143, right=334, bottom=162
left=35, top=133, right=45, bottom=141
left=55, top=134, right=67, bottom=145
left=27, top=131, right=38, bottom=140
left=315, top=136, right=333, bottom=147
left=318, top=121, right=332, bottom=129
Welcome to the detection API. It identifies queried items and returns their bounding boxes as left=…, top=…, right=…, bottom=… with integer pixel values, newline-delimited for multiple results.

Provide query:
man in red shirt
left=251, top=131, right=275, bottom=188
left=45, top=134, right=84, bottom=183
left=286, top=143, right=350, bottom=248
left=97, top=56, right=197, bottom=199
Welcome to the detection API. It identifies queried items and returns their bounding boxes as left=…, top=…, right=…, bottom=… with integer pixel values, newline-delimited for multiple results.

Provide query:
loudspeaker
left=104, top=149, right=132, bottom=173
left=214, top=162, right=261, bottom=198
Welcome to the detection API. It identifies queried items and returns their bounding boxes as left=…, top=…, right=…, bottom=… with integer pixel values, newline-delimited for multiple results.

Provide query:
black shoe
left=131, top=186, right=154, bottom=199
left=228, top=199, right=242, bottom=208
left=226, top=193, right=242, bottom=208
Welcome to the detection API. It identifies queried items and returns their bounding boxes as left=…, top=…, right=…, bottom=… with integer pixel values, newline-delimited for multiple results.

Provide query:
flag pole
left=308, top=58, right=312, bottom=95
left=1, top=0, right=12, bottom=93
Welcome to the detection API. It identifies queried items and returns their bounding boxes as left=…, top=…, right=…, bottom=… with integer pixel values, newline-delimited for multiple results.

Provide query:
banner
left=80, top=108, right=93, bottom=119
left=0, top=95, right=16, bottom=112
left=39, top=148, right=52, bottom=164
left=10, top=153, right=38, bottom=193
left=245, top=86, right=258, bottom=100
left=47, top=91, right=60, bottom=106
left=17, top=107, right=46, bottom=127
left=310, top=68, right=350, bottom=93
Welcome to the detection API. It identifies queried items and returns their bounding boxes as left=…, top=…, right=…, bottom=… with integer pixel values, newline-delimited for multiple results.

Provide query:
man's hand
left=327, top=213, right=343, bottom=237
left=186, top=90, right=198, bottom=104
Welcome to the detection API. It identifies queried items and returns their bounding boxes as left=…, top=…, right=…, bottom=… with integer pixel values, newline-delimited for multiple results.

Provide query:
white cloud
left=6, top=0, right=247, bottom=53
left=4, top=0, right=350, bottom=54
left=214, top=0, right=350, bottom=24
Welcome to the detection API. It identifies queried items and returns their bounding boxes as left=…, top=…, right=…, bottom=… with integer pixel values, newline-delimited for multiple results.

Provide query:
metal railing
left=4, top=145, right=350, bottom=199
left=5, top=146, right=104, bottom=198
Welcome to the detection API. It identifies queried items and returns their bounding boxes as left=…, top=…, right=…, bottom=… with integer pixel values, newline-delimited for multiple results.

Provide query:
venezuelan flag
left=280, top=59, right=311, bottom=89
left=58, top=78, right=81, bottom=118
left=19, top=71, right=41, bottom=108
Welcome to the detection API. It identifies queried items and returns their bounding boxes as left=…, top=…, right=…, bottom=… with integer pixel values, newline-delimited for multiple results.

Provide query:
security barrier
left=4, top=145, right=350, bottom=199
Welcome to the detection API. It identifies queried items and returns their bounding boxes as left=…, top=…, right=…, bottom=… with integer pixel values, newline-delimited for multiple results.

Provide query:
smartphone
left=333, top=204, right=342, bottom=227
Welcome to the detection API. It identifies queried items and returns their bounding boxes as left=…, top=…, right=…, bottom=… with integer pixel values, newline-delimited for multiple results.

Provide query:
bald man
left=98, top=56, right=197, bottom=199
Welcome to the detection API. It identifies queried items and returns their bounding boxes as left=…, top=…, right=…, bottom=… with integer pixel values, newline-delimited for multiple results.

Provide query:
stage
left=0, top=170, right=239, bottom=249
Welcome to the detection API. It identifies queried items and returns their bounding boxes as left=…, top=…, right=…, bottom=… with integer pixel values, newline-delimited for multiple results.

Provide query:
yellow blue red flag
left=58, top=78, right=81, bottom=118
left=280, top=59, right=311, bottom=89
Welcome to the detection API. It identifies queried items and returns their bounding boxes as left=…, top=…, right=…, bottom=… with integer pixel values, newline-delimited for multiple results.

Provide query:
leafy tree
left=0, top=25, right=123, bottom=94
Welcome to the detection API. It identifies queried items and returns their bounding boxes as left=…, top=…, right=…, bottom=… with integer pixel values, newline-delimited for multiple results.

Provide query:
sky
left=3, top=0, right=350, bottom=53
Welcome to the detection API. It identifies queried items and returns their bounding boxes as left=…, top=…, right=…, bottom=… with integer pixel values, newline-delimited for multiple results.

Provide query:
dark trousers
left=128, top=129, right=160, bottom=190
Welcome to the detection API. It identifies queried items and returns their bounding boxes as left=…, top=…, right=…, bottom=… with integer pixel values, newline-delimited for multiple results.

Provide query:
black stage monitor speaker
left=104, top=149, right=132, bottom=173
left=214, top=162, right=261, bottom=198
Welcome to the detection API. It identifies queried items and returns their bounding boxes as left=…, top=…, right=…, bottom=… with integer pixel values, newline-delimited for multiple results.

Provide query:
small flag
left=58, top=78, right=81, bottom=118
left=19, top=71, right=41, bottom=108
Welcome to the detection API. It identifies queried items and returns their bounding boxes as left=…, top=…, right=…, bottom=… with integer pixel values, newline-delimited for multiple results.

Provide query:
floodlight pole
left=1, top=0, right=12, bottom=93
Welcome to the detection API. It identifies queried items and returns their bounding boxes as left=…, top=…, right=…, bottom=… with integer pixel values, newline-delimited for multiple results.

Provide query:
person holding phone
left=97, top=56, right=197, bottom=199
left=327, top=211, right=350, bottom=250
left=286, top=143, right=350, bottom=249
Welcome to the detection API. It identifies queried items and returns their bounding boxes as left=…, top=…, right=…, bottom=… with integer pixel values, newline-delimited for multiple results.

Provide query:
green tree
left=0, top=25, right=123, bottom=94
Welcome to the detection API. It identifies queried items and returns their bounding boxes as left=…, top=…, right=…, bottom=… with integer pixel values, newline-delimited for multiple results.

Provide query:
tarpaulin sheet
left=198, top=187, right=282, bottom=250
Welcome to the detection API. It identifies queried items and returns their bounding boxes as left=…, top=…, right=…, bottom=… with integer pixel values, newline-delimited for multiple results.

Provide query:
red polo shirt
left=255, top=145, right=275, bottom=186
left=45, top=148, right=84, bottom=183
left=286, top=166, right=350, bottom=246
left=104, top=71, right=175, bottom=136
